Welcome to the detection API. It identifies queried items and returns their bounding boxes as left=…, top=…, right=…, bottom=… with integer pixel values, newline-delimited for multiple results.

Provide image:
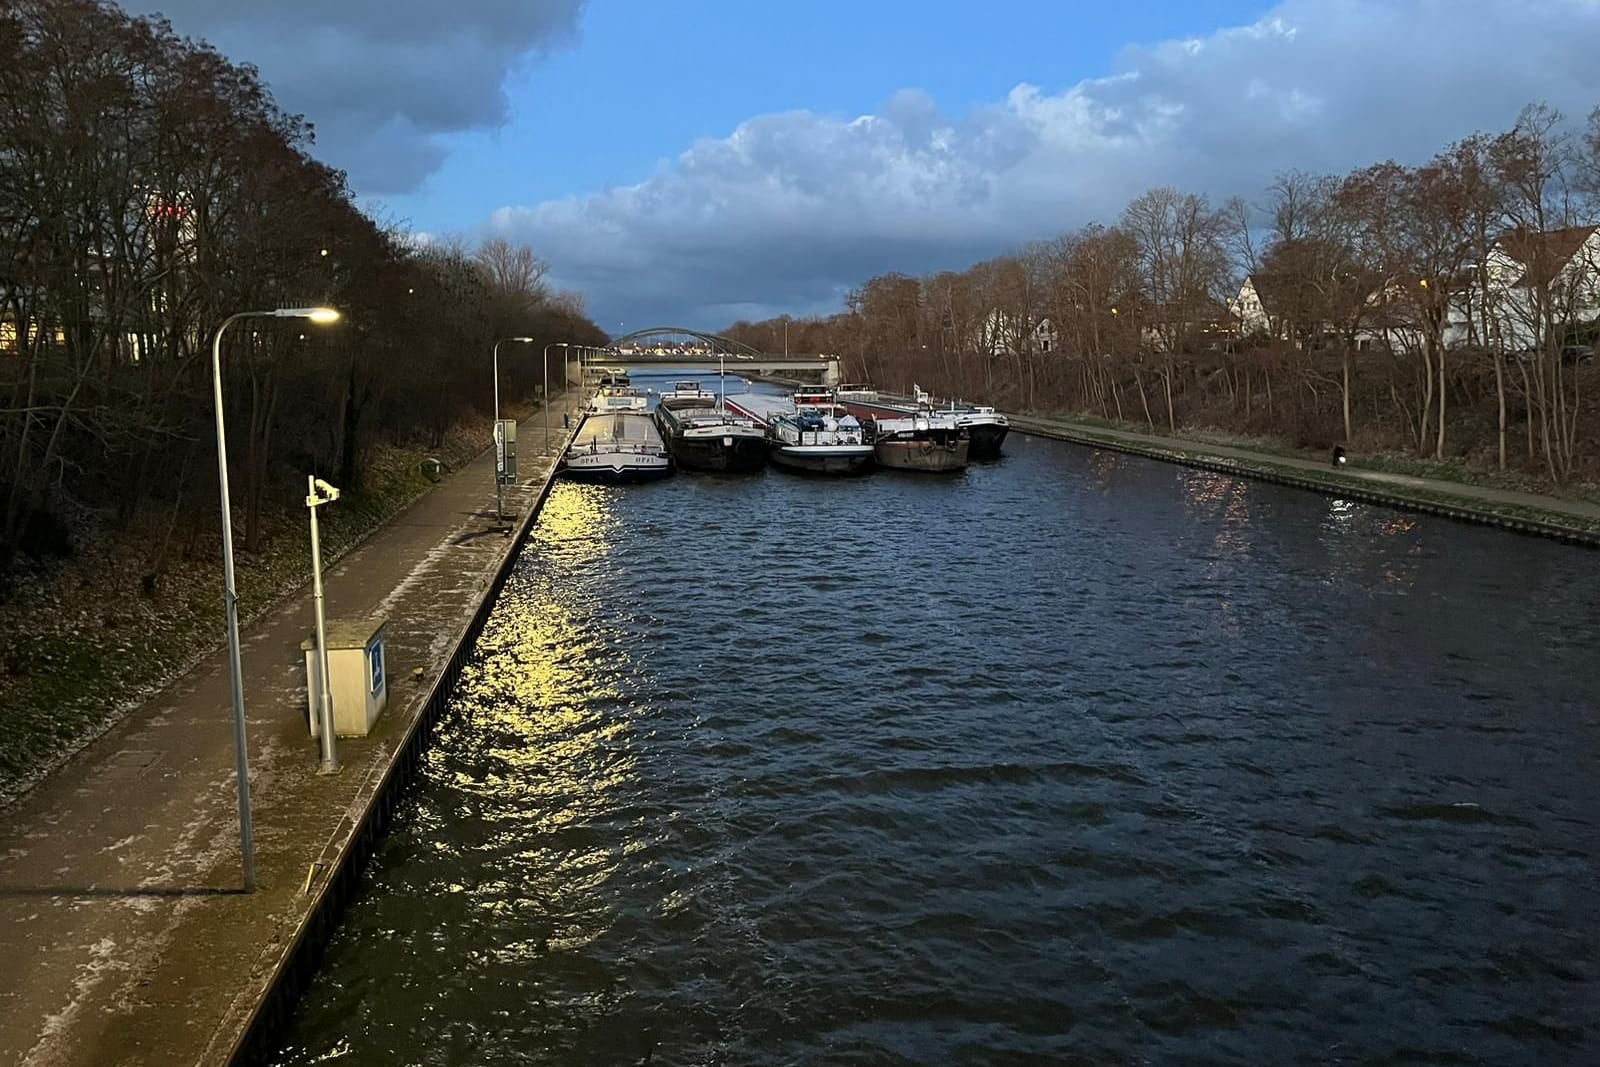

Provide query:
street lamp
left=543, top=342, right=569, bottom=449
left=492, top=337, right=534, bottom=523
left=211, top=305, right=340, bottom=893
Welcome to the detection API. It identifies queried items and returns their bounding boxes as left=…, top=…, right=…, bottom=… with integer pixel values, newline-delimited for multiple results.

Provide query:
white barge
left=561, top=412, right=672, bottom=483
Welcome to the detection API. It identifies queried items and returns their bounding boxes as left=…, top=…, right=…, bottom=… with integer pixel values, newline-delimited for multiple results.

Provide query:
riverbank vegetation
left=0, top=1, right=599, bottom=796
left=724, top=103, right=1600, bottom=492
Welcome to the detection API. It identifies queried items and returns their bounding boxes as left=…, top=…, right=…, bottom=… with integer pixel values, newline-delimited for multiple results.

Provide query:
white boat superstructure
left=726, top=389, right=873, bottom=475
left=587, top=383, right=649, bottom=415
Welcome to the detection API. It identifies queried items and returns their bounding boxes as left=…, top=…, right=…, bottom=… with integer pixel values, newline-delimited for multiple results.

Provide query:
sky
left=124, top=0, right=1600, bottom=333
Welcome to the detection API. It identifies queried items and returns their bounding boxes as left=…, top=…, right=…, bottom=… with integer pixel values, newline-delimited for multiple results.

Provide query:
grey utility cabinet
left=302, top=617, right=388, bottom=737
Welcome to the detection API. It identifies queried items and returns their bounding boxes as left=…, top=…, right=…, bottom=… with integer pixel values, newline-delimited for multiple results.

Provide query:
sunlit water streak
left=272, top=398, right=1599, bottom=1066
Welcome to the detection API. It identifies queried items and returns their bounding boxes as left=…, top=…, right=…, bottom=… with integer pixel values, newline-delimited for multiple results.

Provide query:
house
left=976, top=310, right=1056, bottom=356
left=1485, top=225, right=1600, bottom=351
left=1231, top=275, right=1292, bottom=340
left=1137, top=298, right=1240, bottom=353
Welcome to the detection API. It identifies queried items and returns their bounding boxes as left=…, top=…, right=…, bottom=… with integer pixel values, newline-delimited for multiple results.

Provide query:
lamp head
left=276, top=306, right=341, bottom=324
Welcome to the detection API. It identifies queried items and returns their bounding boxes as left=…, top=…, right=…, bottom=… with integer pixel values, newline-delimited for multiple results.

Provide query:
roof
left=1499, top=225, right=1598, bottom=289
left=1242, top=273, right=1295, bottom=320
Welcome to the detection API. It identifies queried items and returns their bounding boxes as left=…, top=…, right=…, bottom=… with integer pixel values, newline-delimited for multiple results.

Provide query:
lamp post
left=543, top=341, right=569, bottom=449
left=211, top=305, right=340, bottom=893
left=492, top=337, right=534, bottom=522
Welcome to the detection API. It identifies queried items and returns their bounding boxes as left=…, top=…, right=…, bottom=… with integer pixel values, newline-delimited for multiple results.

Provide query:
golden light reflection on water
left=529, top=481, right=621, bottom=557
left=446, top=482, right=655, bottom=956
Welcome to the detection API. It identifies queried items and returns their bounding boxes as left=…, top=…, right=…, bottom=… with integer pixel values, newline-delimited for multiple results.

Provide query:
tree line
left=724, top=103, right=1600, bottom=484
left=0, top=0, right=601, bottom=579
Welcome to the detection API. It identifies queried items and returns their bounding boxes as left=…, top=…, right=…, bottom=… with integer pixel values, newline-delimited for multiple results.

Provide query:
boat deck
left=723, top=393, right=794, bottom=426
left=574, top=411, right=665, bottom=448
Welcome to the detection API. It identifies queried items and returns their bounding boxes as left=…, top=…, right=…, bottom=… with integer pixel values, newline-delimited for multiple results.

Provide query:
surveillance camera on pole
left=305, top=474, right=340, bottom=774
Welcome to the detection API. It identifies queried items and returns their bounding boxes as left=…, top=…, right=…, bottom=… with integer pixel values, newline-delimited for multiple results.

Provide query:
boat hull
left=874, top=437, right=970, bottom=472
left=560, top=452, right=673, bottom=483
left=770, top=444, right=874, bottom=475
left=965, top=423, right=1008, bottom=459
left=668, top=433, right=768, bottom=473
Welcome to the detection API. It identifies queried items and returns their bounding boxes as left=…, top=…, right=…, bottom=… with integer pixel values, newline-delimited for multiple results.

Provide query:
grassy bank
left=0, top=409, right=528, bottom=808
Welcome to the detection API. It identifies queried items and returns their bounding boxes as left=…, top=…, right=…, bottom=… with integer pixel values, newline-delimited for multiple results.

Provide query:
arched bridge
left=590, top=326, right=841, bottom=384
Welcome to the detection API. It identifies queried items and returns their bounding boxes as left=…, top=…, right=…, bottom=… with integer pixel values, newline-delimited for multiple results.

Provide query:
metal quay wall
left=1015, top=423, right=1600, bottom=550
left=224, top=421, right=578, bottom=1066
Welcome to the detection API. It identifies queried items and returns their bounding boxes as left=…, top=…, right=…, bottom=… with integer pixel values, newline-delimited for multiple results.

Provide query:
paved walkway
left=1012, top=415, right=1600, bottom=528
left=0, top=395, right=585, bottom=1066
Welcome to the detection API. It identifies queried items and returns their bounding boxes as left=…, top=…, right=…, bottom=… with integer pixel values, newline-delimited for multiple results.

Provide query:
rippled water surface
left=273, top=386, right=1599, bottom=1066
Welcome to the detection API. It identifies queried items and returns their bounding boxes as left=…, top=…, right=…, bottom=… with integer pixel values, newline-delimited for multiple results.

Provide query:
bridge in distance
left=586, top=326, right=842, bottom=384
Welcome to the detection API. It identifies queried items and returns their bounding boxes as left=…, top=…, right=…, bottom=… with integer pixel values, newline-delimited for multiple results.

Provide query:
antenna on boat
left=718, top=352, right=726, bottom=413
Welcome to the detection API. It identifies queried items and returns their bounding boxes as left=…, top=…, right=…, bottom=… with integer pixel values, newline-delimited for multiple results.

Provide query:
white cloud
left=490, top=0, right=1600, bottom=329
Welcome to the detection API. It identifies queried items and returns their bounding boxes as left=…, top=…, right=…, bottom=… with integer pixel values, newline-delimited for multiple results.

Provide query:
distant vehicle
left=1560, top=344, right=1594, bottom=364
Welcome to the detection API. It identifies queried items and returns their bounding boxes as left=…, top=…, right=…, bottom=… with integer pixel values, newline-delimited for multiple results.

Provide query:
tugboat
left=864, top=411, right=970, bottom=472
left=724, top=389, right=874, bottom=475
left=653, top=381, right=768, bottom=473
left=560, top=412, right=672, bottom=482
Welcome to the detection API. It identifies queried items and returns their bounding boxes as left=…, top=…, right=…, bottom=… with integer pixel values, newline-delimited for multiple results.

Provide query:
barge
left=653, top=381, right=768, bottom=473
left=561, top=412, right=673, bottom=482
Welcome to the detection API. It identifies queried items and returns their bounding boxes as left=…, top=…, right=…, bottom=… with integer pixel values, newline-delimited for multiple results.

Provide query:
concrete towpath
left=0, top=394, right=586, bottom=1066
left=1012, top=414, right=1600, bottom=543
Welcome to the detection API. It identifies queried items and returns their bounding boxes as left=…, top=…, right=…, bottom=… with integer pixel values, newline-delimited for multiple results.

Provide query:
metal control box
left=302, top=617, right=388, bottom=737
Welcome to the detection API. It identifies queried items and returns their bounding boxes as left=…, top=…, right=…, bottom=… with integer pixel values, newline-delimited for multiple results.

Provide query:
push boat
left=834, top=383, right=1008, bottom=459
left=724, top=389, right=874, bottom=475
left=561, top=412, right=672, bottom=482
left=864, top=411, right=970, bottom=472
left=652, top=381, right=768, bottom=473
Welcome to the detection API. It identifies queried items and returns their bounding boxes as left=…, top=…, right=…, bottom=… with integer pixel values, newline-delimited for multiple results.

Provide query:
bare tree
left=476, top=236, right=550, bottom=313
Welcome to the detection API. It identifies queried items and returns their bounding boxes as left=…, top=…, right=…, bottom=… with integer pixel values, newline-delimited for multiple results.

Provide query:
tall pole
left=208, top=305, right=339, bottom=893
left=492, top=339, right=505, bottom=523
left=211, top=312, right=256, bottom=893
left=543, top=342, right=567, bottom=450
left=307, top=477, right=338, bottom=774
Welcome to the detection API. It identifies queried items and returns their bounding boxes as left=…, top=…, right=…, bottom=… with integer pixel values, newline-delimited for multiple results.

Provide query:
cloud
left=121, top=0, right=585, bottom=193
left=490, top=0, right=1600, bottom=329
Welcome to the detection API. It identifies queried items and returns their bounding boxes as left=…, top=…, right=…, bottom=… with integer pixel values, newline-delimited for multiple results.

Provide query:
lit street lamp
left=211, top=305, right=340, bottom=893
left=543, top=341, right=569, bottom=449
left=492, top=337, right=534, bottom=523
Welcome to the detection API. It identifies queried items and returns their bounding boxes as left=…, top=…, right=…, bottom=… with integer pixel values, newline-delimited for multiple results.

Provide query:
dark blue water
left=271, top=381, right=1600, bottom=1065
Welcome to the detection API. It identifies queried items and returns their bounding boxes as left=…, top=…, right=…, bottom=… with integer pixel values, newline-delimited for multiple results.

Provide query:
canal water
left=271, top=376, right=1599, bottom=1066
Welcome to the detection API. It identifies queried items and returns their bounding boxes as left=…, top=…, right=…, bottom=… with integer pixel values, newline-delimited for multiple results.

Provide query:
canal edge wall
left=222, top=421, right=579, bottom=1066
left=1013, top=419, right=1600, bottom=549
